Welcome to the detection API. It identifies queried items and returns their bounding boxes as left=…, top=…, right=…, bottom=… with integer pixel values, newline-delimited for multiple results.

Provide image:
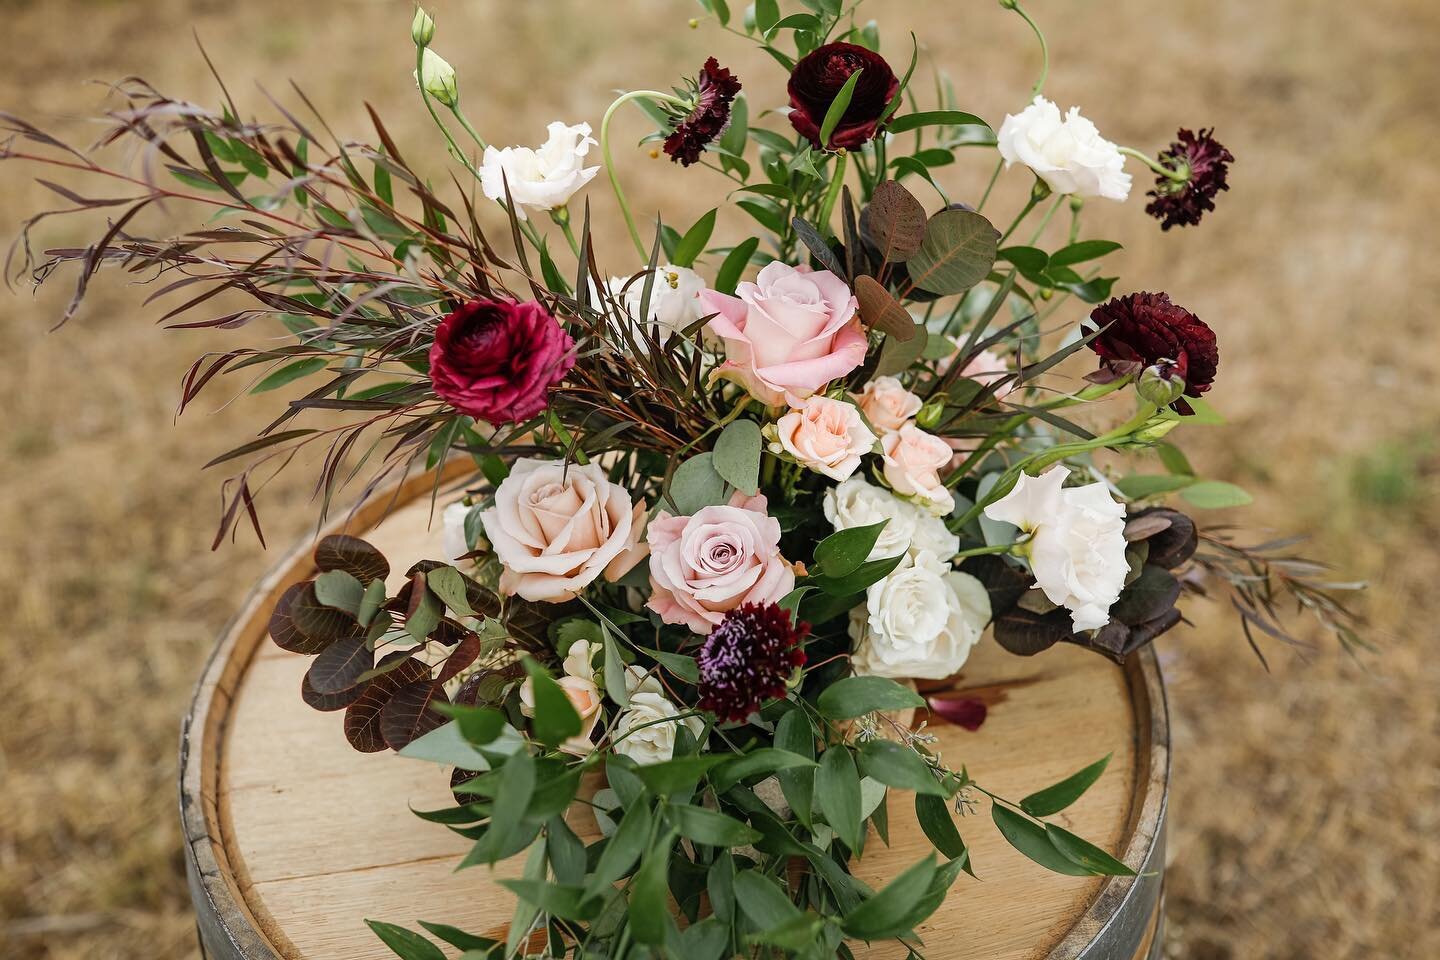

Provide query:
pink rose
left=520, top=674, right=603, bottom=756
left=480, top=458, right=647, bottom=602
left=646, top=491, right=796, bottom=634
left=852, top=376, right=922, bottom=433
left=702, top=261, right=867, bottom=407
left=881, top=425, right=956, bottom=515
left=775, top=396, right=876, bottom=481
left=946, top=347, right=1015, bottom=404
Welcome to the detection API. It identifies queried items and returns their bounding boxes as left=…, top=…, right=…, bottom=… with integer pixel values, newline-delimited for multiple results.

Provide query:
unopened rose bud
left=410, top=6, right=435, bottom=47
left=1136, top=362, right=1186, bottom=407
left=415, top=48, right=458, bottom=107
left=916, top=397, right=946, bottom=430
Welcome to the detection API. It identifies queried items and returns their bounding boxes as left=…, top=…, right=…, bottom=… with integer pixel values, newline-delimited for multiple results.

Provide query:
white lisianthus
left=849, top=552, right=991, bottom=680
left=413, top=48, right=458, bottom=107
left=599, top=264, right=706, bottom=337
left=611, top=691, right=704, bottom=765
left=441, top=500, right=473, bottom=565
left=774, top=395, right=876, bottom=482
left=997, top=96, right=1131, bottom=202
left=984, top=465, right=1128, bottom=632
left=479, top=121, right=599, bottom=220
left=823, top=475, right=959, bottom=562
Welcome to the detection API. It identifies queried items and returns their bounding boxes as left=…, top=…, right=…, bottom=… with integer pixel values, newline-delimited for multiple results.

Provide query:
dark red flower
left=1083, top=292, right=1218, bottom=414
left=1145, top=128, right=1234, bottom=230
left=787, top=42, right=898, bottom=150
left=697, top=603, right=808, bottom=723
left=664, top=57, right=742, bottom=167
left=428, top=298, right=575, bottom=424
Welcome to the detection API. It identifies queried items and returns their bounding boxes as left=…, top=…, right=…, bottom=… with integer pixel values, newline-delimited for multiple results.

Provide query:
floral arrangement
left=2, top=0, right=1363, bottom=956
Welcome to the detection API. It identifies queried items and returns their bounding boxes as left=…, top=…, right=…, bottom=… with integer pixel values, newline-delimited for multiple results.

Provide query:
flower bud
left=915, top=397, right=946, bottom=430
left=1130, top=416, right=1180, bottom=444
left=410, top=6, right=435, bottom=47
left=1136, top=362, right=1186, bottom=407
left=415, top=48, right=458, bottom=107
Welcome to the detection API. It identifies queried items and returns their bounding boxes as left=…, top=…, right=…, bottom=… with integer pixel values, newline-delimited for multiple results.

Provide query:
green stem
left=1118, top=146, right=1189, bottom=182
left=1067, top=197, right=1084, bottom=244
left=999, top=190, right=1043, bottom=244
left=415, top=48, right=482, bottom=180
left=976, top=157, right=1004, bottom=212
left=448, top=104, right=489, bottom=152
left=601, top=90, right=688, bottom=260
left=1005, top=0, right=1050, bottom=97
left=952, top=541, right=1026, bottom=561
left=1028, top=196, right=1064, bottom=244
left=816, top=150, right=850, bottom=237
left=551, top=208, right=581, bottom=258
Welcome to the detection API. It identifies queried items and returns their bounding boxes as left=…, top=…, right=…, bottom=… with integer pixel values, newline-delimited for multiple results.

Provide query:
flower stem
left=1028, top=195, right=1065, bottom=244
left=816, top=150, right=850, bottom=237
left=600, top=90, right=688, bottom=260
left=551, top=207, right=581, bottom=258
left=1119, top=146, right=1189, bottom=182
left=1004, top=0, right=1050, bottom=97
left=976, top=157, right=1004, bottom=212
left=415, top=47, right=482, bottom=180
left=448, top=103, right=489, bottom=152
left=999, top=190, right=1043, bottom=244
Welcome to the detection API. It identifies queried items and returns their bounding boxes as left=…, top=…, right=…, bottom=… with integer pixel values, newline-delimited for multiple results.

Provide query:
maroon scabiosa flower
left=787, top=42, right=899, bottom=150
left=428, top=297, right=576, bottom=424
left=663, top=57, right=742, bottom=167
left=1083, top=292, right=1218, bottom=414
left=697, top=603, right=808, bottom=723
left=1145, top=128, right=1234, bottom=230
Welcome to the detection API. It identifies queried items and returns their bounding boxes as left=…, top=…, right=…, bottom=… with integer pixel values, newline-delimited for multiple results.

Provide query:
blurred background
left=1, top=0, right=1437, bottom=957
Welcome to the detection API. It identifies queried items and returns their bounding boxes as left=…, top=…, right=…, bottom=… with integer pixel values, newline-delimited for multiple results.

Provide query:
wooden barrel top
left=180, top=466, right=1169, bottom=960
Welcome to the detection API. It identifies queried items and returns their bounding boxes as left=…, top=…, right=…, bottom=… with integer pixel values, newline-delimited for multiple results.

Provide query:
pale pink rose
left=881, top=425, right=956, bottom=515
left=775, top=396, right=876, bottom=481
left=950, top=348, right=1016, bottom=403
left=702, top=261, right=867, bottom=407
left=852, top=376, right=923, bottom=433
left=480, top=458, right=645, bottom=602
left=520, top=674, right=603, bottom=756
left=646, top=491, right=796, bottom=634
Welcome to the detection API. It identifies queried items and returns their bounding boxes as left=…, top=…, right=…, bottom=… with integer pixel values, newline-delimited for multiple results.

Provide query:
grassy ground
left=1, top=0, right=1437, bottom=957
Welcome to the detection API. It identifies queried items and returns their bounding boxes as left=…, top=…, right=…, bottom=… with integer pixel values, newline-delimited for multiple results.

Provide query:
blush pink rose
left=945, top=347, right=1016, bottom=403
left=480, top=458, right=647, bottom=602
left=701, top=261, right=867, bottom=407
left=646, top=491, right=796, bottom=634
left=852, top=376, right=923, bottom=433
left=881, top=425, right=956, bottom=516
left=775, top=396, right=876, bottom=481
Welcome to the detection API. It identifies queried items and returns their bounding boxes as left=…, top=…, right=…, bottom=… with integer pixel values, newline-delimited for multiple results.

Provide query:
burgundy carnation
left=1083, top=292, right=1218, bottom=414
left=664, top=57, right=742, bottom=167
left=428, top=297, right=575, bottom=424
left=697, top=603, right=808, bottom=723
left=787, top=42, right=898, bottom=151
left=1145, top=128, right=1234, bottom=230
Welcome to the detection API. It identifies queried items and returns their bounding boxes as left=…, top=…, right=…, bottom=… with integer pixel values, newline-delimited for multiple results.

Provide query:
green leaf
left=712, top=747, right=817, bottom=791
left=668, top=803, right=762, bottom=846
left=432, top=703, right=507, bottom=745
left=754, top=0, right=780, bottom=34
left=715, top=236, right=760, bottom=295
left=991, top=804, right=1091, bottom=876
left=733, top=870, right=802, bottom=930
left=816, top=675, right=925, bottom=720
left=713, top=418, right=762, bottom=495
left=365, top=920, right=446, bottom=960
left=497, top=880, right=591, bottom=921
left=875, top=322, right=928, bottom=377
left=522, top=659, right=581, bottom=747
left=313, top=569, right=363, bottom=615
left=774, top=709, right=816, bottom=826
left=425, top=565, right=474, bottom=616
left=668, top=451, right=728, bottom=515
left=633, top=754, right=729, bottom=796
left=816, top=746, right=863, bottom=851
left=885, top=110, right=989, bottom=134
left=856, top=740, right=947, bottom=796
left=813, top=521, right=888, bottom=578
left=628, top=835, right=676, bottom=944
left=584, top=802, right=653, bottom=900
left=251, top=357, right=328, bottom=394
left=397, top=720, right=491, bottom=769
left=1021, top=754, right=1111, bottom=817
left=1116, top=474, right=1197, bottom=500
left=1048, top=239, right=1122, bottom=268
left=818, top=68, right=865, bottom=149
left=914, top=793, right=968, bottom=861
left=416, top=921, right=497, bottom=953
left=603, top=630, right=630, bottom=709
left=1156, top=442, right=1195, bottom=476
left=841, top=854, right=938, bottom=940
left=811, top=553, right=905, bottom=596
left=1180, top=480, right=1254, bottom=509
left=906, top=208, right=999, bottom=295
left=1045, top=824, right=1136, bottom=876
left=1180, top=396, right=1225, bottom=424
left=643, top=647, right=701, bottom=684
left=672, top=208, right=718, bottom=267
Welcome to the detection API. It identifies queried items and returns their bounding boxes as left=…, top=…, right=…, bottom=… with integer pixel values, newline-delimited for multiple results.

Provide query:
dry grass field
left=1, top=0, right=1437, bottom=957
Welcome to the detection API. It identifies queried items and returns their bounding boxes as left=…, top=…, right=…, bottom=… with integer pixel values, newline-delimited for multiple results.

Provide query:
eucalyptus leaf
left=713, top=418, right=762, bottom=495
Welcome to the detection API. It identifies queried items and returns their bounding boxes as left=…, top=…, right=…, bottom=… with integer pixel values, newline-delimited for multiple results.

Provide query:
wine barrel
left=180, top=467, right=1169, bottom=960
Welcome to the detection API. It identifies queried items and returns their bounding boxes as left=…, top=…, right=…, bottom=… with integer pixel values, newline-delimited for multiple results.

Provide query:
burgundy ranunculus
left=428, top=298, right=575, bottom=424
left=664, top=57, right=742, bottom=167
left=1083, top=292, right=1218, bottom=414
left=697, top=603, right=808, bottom=723
left=787, top=42, right=899, bottom=150
left=1145, top=128, right=1234, bottom=230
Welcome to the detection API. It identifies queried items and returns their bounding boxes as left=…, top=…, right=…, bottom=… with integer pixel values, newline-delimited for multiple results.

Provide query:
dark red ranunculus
left=787, top=42, right=898, bottom=150
left=1083, top=292, right=1218, bottom=413
left=698, top=603, right=808, bottom=723
left=428, top=298, right=575, bottom=424
left=1145, top=128, right=1234, bottom=230
left=664, top=57, right=742, bottom=167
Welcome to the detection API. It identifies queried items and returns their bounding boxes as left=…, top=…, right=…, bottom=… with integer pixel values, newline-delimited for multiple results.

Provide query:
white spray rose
left=599, top=264, right=706, bottom=337
left=849, top=552, right=991, bottom=680
left=997, top=96, right=1131, bottom=202
left=984, top=465, right=1128, bottom=632
left=611, top=691, right=704, bottom=765
left=479, top=121, right=599, bottom=220
left=823, top=476, right=959, bottom=562
left=562, top=639, right=602, bottom=684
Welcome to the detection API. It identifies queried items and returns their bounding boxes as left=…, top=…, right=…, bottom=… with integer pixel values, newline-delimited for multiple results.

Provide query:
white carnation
left=997, top=96, right=1131, bottom=202
left=480, top=121, right=599, bottom=219
left=849, top=552, right=990, bottom=680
